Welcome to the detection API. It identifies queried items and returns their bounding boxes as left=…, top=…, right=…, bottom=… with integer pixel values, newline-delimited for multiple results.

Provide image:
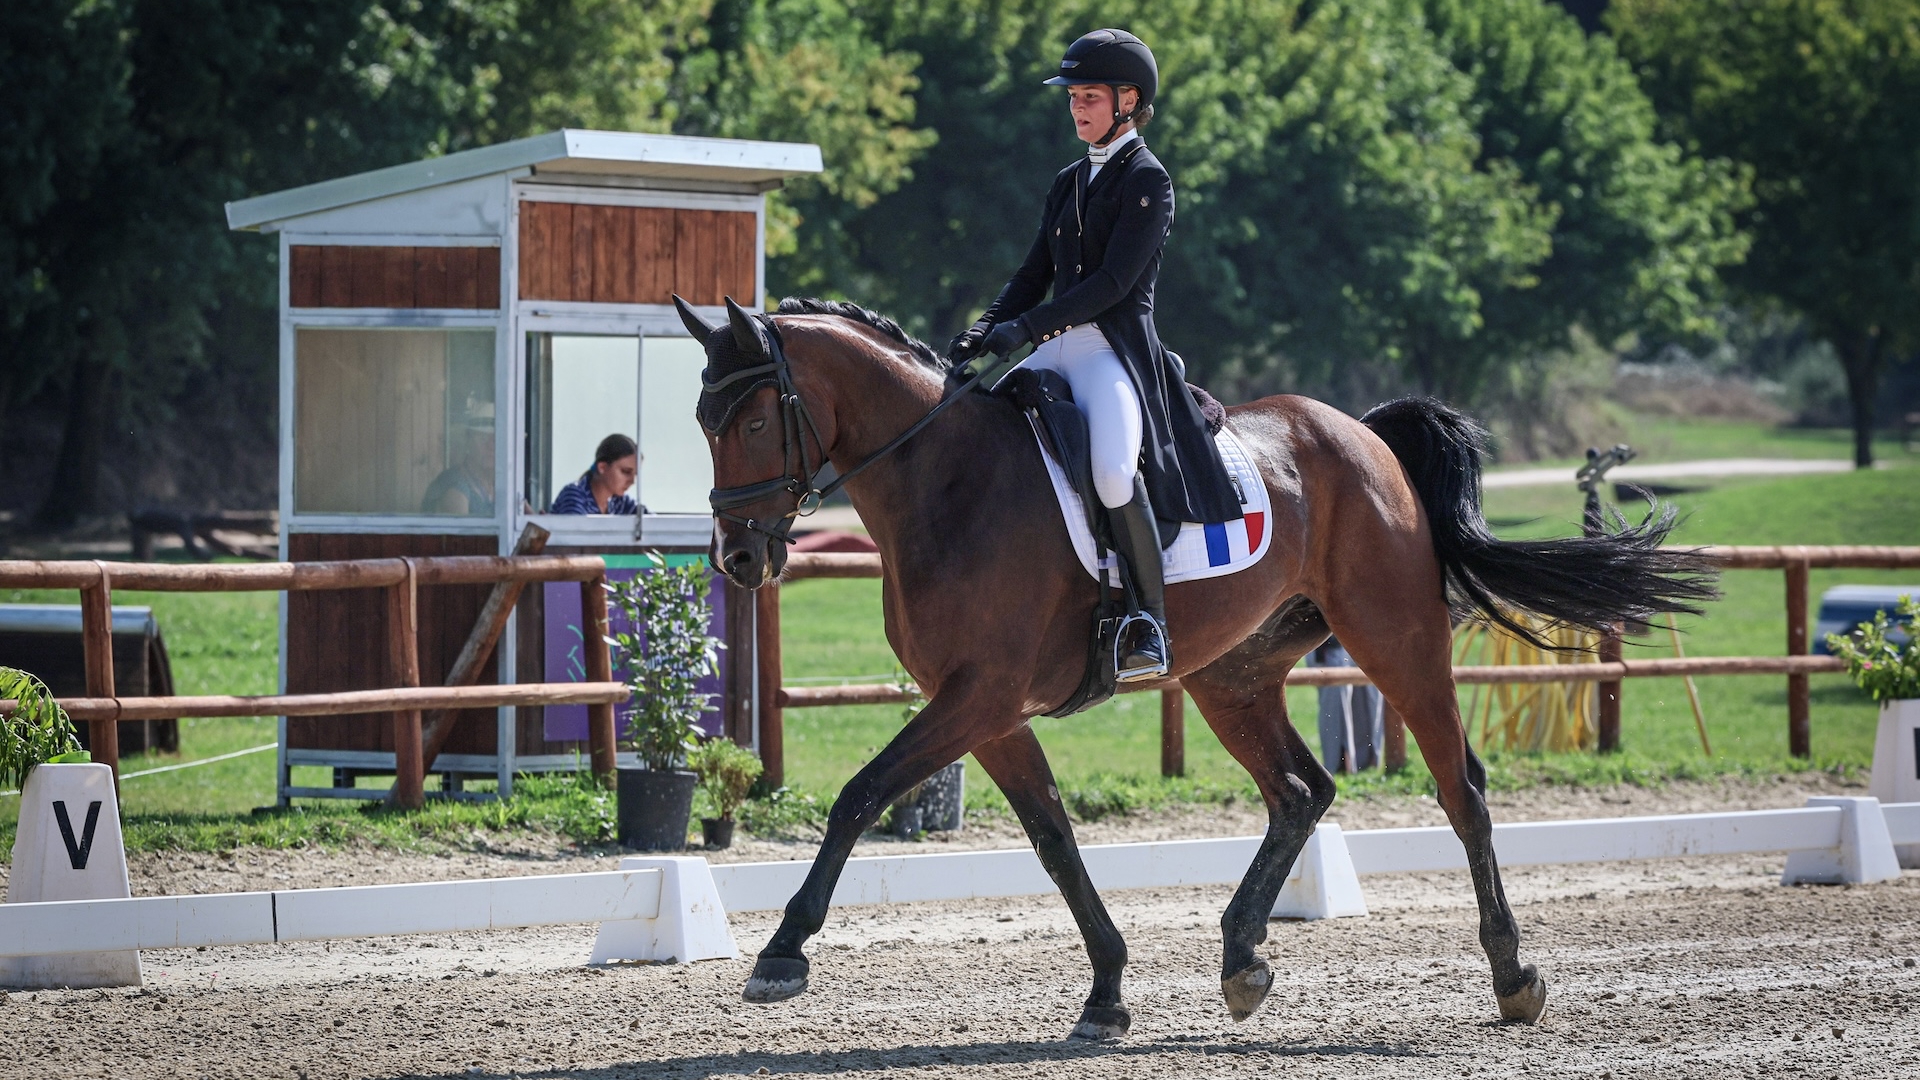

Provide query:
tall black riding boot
left=1108, top=475, right=1170, bottom=682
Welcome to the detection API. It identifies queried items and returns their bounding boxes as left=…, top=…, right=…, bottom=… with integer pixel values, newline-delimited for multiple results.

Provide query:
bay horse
left=678, top=295, right=1715, bottom=1039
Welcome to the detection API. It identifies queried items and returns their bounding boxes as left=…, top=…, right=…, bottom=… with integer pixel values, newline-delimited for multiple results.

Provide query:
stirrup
left=1113, top=611, right=1170, bottom=682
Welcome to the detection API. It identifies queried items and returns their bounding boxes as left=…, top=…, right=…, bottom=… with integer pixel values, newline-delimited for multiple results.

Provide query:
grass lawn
left=1, top=419, right=1913, bottom=852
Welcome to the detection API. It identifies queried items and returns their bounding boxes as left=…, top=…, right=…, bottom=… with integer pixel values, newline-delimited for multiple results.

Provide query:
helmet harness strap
left=1095, top=84, right=1137, bottom=147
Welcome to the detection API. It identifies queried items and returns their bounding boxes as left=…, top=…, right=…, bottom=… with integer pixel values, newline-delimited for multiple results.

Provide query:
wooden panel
left=288, top=246, right=498, bottom=310
left=634, top=207, right=677, bottom=304
left=290, top=248, right=324, bottom=308
left=318, top=246, right=354, bottom=308
left=569, top=202, right=596, bottom=301
left=673, top=209, right=757, bottom=305
left=589, top=204, right=633, bottom=304
left=674, top=210, right=713, bottom=305
left=413, top=246, right=450, bottom=309
left=516, top=203, right=748, bottom=305
left=472, top=248, right=501, bottom=309
left=286, top=533, right=499, bottom=757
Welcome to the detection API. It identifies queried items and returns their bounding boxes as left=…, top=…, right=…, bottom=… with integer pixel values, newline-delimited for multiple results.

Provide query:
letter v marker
left=51, top=800, right=103, bottom=871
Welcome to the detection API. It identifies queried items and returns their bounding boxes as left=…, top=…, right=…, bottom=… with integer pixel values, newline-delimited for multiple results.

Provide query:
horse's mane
left=775, top=297, right=948, bottom=372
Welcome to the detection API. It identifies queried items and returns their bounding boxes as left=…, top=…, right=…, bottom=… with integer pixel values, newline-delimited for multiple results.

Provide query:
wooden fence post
left=80, top=561, right=119, bottom=784
left=723, top=579, right=756, bottom=747
left=387, top=558, right=424, bottom=809
left=1383, top=701, right=1407, bottom=773
left=1785, top=555, right=1812, bottom=758
left=1596, top=629, right=1623, bottom=753
left=1160, top=687, right=1185, bottom=778
left=581, top=573, right=618, bottom=788
left=418, top=523, right=549, bottom=773
left=755, top=585, right=784, bottom=790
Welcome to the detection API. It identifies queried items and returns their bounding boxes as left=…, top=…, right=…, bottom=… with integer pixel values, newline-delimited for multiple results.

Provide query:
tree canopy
left=1611, top=0, right=1920, bottom=467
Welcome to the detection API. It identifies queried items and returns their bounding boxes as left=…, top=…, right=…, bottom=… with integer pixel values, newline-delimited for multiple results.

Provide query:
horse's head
left=678, top=296, right=822, bottom=589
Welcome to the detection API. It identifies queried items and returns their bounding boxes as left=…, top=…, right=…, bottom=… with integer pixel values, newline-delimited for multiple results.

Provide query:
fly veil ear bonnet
left=678, top=295, right=778, bottom=435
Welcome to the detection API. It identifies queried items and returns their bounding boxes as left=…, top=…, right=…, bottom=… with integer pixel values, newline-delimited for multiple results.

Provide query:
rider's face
left=1067, top=85, right=1137, bottom=145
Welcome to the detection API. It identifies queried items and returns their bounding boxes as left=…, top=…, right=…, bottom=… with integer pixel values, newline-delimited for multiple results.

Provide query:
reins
left=706, top=313, right=989, bottom=545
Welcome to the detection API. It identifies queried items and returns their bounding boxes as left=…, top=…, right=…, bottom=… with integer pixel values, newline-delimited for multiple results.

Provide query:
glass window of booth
left=525, top=334, right=712, bottom=516
left=293, top=328, right=497, bottom=517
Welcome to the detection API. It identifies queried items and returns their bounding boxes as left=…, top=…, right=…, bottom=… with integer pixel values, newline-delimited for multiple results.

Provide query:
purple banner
left=542, top=567, right=727, bottom=743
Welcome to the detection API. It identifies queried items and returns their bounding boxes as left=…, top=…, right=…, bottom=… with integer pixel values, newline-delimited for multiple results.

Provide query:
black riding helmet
left=1043, top=29, right=1158, bottom=145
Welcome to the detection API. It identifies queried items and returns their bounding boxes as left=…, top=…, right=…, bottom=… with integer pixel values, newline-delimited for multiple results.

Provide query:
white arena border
left=1, top=802, right=1912, bottom=972
left=710, top=798, right=1920, bottom=916
left=0, top=857, right=737, bottom=967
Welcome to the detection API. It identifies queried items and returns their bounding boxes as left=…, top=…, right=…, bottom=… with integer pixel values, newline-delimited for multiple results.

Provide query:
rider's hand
left=984, top=319, right=1031, bottom=358
left=946, top=319, right=992, bottom=366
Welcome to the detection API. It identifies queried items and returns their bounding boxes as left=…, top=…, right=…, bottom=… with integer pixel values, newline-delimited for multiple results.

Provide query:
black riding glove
left=947, top=319, right=993, bottom=366
left=983, top=319, right=1031, bottom=358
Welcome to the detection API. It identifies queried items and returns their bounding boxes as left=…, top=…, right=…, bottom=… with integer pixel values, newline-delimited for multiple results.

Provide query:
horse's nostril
left=724, top=549, right=753, bottom=574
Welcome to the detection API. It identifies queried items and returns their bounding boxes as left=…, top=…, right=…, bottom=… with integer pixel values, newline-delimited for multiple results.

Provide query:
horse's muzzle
left=712, top=527, right=787, bottom=589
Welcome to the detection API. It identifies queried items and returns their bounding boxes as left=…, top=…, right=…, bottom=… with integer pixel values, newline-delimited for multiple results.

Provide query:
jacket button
left=1141, top=196, right=1150, bottom=207
left=1075, top=264, right=1082, bottom=273
left=1055, top=227, right=1061, bottom=236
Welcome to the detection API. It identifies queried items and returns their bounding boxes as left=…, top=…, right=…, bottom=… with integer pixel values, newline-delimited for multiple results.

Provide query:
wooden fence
left=0, top=554, right=628, bottom=808
left=754, top=546, right=1920, bottom=784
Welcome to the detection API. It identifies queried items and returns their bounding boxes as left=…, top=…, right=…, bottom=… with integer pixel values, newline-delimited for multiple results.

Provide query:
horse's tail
left=1360, top=396, right=1719, bottom=648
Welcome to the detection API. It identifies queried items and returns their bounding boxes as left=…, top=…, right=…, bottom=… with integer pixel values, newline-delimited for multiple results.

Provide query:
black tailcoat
left=983, top=140, right=1241, bottom=526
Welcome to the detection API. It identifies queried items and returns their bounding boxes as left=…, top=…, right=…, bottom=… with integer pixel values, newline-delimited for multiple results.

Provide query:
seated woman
left=422, top=406, right=496, bottom=516
left=550, top=434, right=642, bottom=514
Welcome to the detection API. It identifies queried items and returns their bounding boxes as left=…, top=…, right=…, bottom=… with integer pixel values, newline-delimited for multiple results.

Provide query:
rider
left=949, top=28, right=1242, bottom=682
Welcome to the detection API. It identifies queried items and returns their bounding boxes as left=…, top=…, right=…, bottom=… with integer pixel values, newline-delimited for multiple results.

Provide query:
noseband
left=706, top=314, right=989, bottom=546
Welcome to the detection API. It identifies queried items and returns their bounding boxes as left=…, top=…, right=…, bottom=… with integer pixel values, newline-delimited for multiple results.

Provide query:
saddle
left=996, top=367, right=1229, bottom=717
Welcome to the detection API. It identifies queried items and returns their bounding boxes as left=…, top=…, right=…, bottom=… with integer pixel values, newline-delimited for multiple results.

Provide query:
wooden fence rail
left=754, top=546, right=1916, bottom=784
left=0, top=553, right=623, bottom=807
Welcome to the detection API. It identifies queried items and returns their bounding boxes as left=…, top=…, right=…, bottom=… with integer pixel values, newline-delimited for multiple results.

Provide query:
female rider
left=949, top=28, right=1242, bottom=682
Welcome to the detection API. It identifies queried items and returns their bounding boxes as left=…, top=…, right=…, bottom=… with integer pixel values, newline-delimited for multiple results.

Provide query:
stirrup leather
left=1113, top=610, right=1170, bottom=682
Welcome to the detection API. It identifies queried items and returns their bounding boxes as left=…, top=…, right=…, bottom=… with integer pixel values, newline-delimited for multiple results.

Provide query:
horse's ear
left=725, top=296, right=768, bottom=359
left=673, top=295, right=716, bottom=345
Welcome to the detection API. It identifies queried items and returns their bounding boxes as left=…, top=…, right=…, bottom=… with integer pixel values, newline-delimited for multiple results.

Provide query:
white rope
left=0, top=742, right=277, bottom=797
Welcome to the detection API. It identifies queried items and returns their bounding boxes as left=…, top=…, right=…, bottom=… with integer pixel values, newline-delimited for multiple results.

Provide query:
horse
left=677, top=295, right=1716, bottom=1039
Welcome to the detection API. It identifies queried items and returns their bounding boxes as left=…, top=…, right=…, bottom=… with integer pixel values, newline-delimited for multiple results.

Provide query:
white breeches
left=1020, top=324, right=1143, bottom=509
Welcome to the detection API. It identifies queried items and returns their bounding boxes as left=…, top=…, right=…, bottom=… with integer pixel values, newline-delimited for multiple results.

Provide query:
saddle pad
left=1031, top=418, right=1272, bottom=585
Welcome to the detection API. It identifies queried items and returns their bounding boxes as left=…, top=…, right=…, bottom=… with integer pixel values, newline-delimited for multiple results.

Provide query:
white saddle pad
left=1031, top=418, right=1273, bottom=585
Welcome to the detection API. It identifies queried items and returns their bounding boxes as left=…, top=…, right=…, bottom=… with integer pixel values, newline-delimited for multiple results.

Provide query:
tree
left=1612, top=0, right=1920, bottom=467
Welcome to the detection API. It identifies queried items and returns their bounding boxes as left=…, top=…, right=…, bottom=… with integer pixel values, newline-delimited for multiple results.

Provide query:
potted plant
left=0, top=666, right=90, bottom=786
left=606, top=555, right=723, bottom=851
left=689, top=738, right=763, bottom=850
left=1827, top=594, right=1920, bottom=845
left=885, top=673, right=964, bottom=838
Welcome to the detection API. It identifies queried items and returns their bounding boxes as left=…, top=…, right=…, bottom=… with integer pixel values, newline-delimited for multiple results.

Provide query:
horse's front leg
left=971, top=725, right=1131, bottom=1040
left=743, top=681, right=1015, bottom=1003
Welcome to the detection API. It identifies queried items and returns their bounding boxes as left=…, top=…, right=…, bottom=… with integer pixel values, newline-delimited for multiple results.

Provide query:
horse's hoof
left=1068, top=1003, right=1132, bottom=1041
left=1496, top=965, right=1548, bottom=1024
left=1222, top=959, right=1273, bottom=1022
left=742, top=955, right=810, bottom=1003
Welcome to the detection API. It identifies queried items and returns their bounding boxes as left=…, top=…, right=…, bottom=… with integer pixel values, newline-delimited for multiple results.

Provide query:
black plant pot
left=918, top=761, right=966, bottom=832
left=701, top=817, right=736, bottom=850
left=617, top=768, right=697, bottom=851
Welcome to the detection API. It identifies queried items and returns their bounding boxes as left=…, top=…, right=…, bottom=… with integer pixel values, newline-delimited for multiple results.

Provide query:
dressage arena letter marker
left=0, top=763, right=141, bottom=989
left=51, top=800, right=103, bottom=871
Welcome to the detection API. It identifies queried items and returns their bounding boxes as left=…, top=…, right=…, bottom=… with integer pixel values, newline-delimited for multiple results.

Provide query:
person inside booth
left=550, top=433, right=646, bottom=514
left=421, top=401, right=496, bottom=516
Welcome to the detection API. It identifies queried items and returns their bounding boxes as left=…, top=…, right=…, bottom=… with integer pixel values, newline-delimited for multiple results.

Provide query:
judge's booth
left=226, top=129, right=823, bottom=801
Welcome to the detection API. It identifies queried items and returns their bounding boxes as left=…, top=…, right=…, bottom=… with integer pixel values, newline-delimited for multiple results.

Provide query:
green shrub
left=0, top=667, right=83, bottom=789
left=606, top=556, right=724, bottom=771
left=689, top=739, right=763, bottom=821
left=1826, top=595, right=1920, bottom=703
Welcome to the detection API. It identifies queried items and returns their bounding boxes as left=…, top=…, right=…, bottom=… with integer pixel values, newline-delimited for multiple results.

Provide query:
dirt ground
left=4, top=775, right=1918, bottom=1079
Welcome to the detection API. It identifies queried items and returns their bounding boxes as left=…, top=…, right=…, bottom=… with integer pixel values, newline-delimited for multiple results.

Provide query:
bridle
left=705, top=313, right=989, bottom=546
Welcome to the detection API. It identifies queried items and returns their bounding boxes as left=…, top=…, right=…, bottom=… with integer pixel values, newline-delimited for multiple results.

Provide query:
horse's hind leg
left=971, top=726, right=1131, bottom=1040
left=1181, top=668, right=1336, bottom=1021
left=1326, top=606, right=1548, bottom=1024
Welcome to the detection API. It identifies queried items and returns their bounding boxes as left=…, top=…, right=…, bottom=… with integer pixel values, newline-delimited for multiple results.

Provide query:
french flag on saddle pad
left=1032, top=421, right=1274, bottom=586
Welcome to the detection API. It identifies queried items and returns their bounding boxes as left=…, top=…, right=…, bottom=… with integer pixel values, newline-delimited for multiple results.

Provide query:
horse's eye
left=747, top=418, right=767, bottom=434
